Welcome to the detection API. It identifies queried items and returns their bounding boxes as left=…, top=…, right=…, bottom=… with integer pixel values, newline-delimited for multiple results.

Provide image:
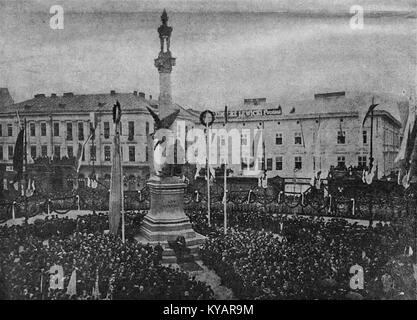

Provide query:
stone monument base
left=136, top=177, right=206, bottom=263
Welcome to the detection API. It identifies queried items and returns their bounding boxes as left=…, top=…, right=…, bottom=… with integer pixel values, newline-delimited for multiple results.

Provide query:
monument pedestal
left=136, top=177, right=206, bottom=263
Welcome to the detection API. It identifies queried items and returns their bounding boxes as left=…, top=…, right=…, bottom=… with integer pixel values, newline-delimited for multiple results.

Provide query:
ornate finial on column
left=155, top=10, right=176, bottom=73
left=158, top=9, right=173, bottom=54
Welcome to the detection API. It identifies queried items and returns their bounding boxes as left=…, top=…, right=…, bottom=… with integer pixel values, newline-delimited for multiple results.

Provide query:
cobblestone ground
left=166, top=261, right=236, bottom=300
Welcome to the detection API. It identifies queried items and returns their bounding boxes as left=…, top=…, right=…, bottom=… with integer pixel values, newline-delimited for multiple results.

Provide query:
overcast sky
left=4, top=0, right=416, bottom=13
left=0, top=0, right=415, bottom=112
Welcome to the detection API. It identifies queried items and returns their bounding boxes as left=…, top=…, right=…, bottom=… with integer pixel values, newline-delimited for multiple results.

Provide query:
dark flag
left=362, top=97, right=379, bottom=126
left=224, top=106, right=228, bottom=124
left=13, top=127, right=25, bottom=181
left=109, top=101, right=122, bottom=235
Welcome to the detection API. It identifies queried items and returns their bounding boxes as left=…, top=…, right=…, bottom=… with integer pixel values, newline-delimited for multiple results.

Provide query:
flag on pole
left=362, top=97, right=379, bottom=127
left=13, top=126, right=25, bottom=181
left=75, top=134, right=93, bottom=173
left=299, top=119, right=305, bottom=148
left=66, top=269, right=77, bottom=297
left=109, top=101, right=122, bottom=235
left=404, top=245, right=413, bottom=257
left=92, top=269, right=100, bottom=299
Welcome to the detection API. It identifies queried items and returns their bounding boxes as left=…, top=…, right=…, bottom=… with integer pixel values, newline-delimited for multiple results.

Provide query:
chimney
left=51, top=93, right=57, bottom=98
left=133, top=91, right=138, bottom=96
left=34, top=93, right=46, bottom=98
left=314, top=91, right=345, bottom=100
left=63, top=92, right=74, bottom=97
left=243, top=98, right=266, bottom=106
left=0, top=88, right=14, bottom=107
left=110, top=90, right=116, bottom=96
left=139, top=92, right=145, bottom=98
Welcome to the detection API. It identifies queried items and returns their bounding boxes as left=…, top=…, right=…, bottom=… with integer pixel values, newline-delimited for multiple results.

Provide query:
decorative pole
left=24, top=118, right=28, bottom=221
left=223, top=158, right=227, bottom=235
left=12, top=201, right=16, bottom=221
left=206, top=121, right=211, bottom=226
left=223, top=106, right=228, bottom=235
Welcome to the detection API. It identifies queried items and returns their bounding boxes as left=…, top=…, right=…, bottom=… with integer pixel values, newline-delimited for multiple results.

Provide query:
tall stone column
left=137, top=10, right=205, bottom=263
left=155, top=53, right=176, bottom=119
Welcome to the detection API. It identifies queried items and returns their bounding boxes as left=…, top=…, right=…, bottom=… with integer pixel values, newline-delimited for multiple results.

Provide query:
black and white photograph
left=0, top=0, right=416, bottom=309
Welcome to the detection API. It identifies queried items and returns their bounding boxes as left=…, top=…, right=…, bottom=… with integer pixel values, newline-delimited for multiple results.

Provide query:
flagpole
left=120, top=121, right=125, bottom=244
left=223, top=107, right=228, bottom=235
left=223, top=157, right=227, bottom=235
left=206, top=121, right=211, bottom=227
left=263, top=120, right=267, bottom=211
left=24, top=118, right=28, bottom=221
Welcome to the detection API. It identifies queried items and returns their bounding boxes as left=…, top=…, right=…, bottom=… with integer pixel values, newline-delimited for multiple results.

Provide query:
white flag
left=404, top=245, right=413, bottom=257
left=66, top=269, right=77, bottom=297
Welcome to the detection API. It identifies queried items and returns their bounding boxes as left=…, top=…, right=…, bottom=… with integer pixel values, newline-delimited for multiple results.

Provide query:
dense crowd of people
left=0, top=213, right=214, bottom=300
left=201, top=214, right=416, bottom=300
left=1, top=190, right=416, bottom=300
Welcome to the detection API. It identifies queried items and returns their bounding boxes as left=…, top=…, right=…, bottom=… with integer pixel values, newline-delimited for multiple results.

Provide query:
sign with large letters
left=215, top=107, right=282, bottom=120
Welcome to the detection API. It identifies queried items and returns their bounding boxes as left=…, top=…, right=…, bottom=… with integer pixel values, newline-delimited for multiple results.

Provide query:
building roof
left=0, top=91, right=197, bottom=122
left=214, top=92, right=403, bottom=128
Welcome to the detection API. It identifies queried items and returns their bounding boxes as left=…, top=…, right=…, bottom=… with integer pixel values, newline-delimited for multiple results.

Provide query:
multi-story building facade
left=0, top=90, right=197, bottom=193
left=210, top=91, right=402, bottom=192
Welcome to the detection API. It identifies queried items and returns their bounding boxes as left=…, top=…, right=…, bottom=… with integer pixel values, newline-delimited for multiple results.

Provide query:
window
left=67, top=146, right=73, bottom=158
left=54, top=146, right=61, bottom=159
left=7, top=124, right=12, bottom=136
left=129, top=146, right=135, bottom=162
left=276, top=133, right=283, bottom=145
left=294, top=132, right=302, bottom=145
left=145, top=145, right=149, bottom=162
left=337, top=131, right=345, bottom=144
left=358, top=156, right=367, bottom=168
left=41, top=123, right=47, bottom=136
left=0, top=147, right=3, bottom=160
left=145, top=122, right=149, bottom=136
left=30, top=123, right=35, bottom=136
left=104, top=122, right=110, bottom=139
left=104, top=146, right=111, bottom=161
left=267, top=158, right=273, bottom=171
left=337, top=156, right=346, bottom=168
left=275, top=156, right=283, bottom=171
left=41, top=146, right=47, bottom=157
left=53, top=122, right=60, bottom=137
left=294, top=156, right=302, bottom=170
left=8, top=146, right=13, bottom=160
left=0, top=124, right=2, bottom=137
left=362, top=130, right=367, bottom=144
left=220, top=136, right=226, bottom=146
left=66, top=123, right=73, bottom=140
left=30, top=146, right=36, bottom=159
left=90, top=146, right=96, bottom=161
left=128, top=121, right=134, bottom=140
left=78, top=122, right=84, bottom=141
left=241, top=133, right=248, bottom=146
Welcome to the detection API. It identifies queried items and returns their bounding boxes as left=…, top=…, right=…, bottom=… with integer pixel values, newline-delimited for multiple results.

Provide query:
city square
left=0, top=0, right=416, bottom=304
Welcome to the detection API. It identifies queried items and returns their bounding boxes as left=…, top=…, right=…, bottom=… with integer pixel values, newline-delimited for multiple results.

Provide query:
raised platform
left=136, top=177, right=206, bottom=263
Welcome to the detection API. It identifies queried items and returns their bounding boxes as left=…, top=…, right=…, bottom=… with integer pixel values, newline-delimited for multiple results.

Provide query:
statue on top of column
left=158, top=9, right=173, bottom=53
